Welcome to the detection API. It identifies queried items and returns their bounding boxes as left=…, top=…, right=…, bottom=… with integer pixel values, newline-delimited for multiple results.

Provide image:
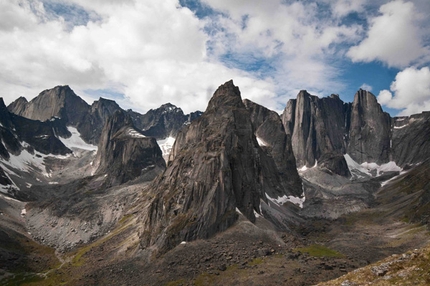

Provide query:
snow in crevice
left=265, top=193, right=305, bottom=208
left=256, top=137, right=267, bottom=147
left=126, top=127, right=146, bottom=138
left=394, top=124, right=408, bottom=129
left=298, top=160, right=317, bottom=172
left=59, top=127, right=97, bottom=151
left=157, top=137, right=175, bottom=157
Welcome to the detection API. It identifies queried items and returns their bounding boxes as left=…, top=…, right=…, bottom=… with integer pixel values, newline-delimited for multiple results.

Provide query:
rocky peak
left=281, top=90, right=349, bottom=167
left=140, top=80, right=299, bottom=255
left=94, top=110, right=165, bottom=187
left=7, top=85, right=90, bottom=125
left=7, top=96, right=28, bottom=116
left=133, top=102, right=194, bottom=140
left=348, top=89, right=391, bottom=164
left=205, top=80, right=242, bottom=112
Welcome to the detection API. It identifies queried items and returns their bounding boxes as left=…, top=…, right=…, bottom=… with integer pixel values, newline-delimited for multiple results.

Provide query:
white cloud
left=1, top=0, right=429, bottom=117
left=377, top=66, right=430, bottom=115
left=201, top=0, right=362, bottom=102
left=360, top=83, right=372, bottom=91
left=347, top=0, right=428, bottom=68
left=329, top=0, right=367, bottom=18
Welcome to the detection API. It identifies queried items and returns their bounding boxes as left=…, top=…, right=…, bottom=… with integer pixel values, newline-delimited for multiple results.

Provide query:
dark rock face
left=317, top=152, right=351, bottom=177
left=140, top=80, right=298, bottom=254
left=391, top=112, right=430, bottom=166
left=281, top=91, right=350, bottom=167
left=282, top=89, right=402, bottom=167
left=243, top=99, right=302, bottom=196
left=129, top=103, right=202, bottom=140
left=8, top=86, right=201, bottom=145
left=0, top=98, right=70, bottom=157
left=94, top=110, right=165, bottom=187
left=348, top=89, right=391, bottom=164
left=76, top=98, right=122, bottom=144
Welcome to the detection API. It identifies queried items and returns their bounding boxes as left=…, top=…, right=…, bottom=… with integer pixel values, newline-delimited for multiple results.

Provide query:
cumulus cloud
left=360, top=83, right=372, bottom=91
left=0, top=0, right=278, bottom=113
left=347, top=0, right=428, bottom=68
left=1, top=0, right=429, bottom=116
left=201, top=0, right=362, bottom=101
left=377, top=66, right=430, bottom=115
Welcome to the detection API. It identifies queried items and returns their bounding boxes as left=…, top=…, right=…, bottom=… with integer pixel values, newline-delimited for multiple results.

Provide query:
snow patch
left=21, top=209, right=26, bottom=216
left=361, top=161, right=402, bottom=176
left=394, top=124, right=408, bottom=129
left=59, top=127, right=97, bottom=151
left=265, top=193, right=305, bottom=208
left=126, top=128, right=146, bottom=138
left=256, top=137, right=267, bottom=146
left=298, top=160, right=317, bottom=172
left=157, top=137, right=176, bottom=157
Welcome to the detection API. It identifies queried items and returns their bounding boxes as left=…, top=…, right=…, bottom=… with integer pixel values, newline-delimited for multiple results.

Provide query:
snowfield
left=59, top=127, right=98, bottom=151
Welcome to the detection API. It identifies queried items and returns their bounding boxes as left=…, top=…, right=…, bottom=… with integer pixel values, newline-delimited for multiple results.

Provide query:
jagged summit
left=205, top=79, right=242, bottom=112
left=140, top=80, right=300, bottom=255
left=8, top=85, right=90, bottom=124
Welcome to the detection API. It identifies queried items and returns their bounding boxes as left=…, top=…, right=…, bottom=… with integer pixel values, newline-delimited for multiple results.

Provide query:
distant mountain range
left=0, top=81, right=429, bottom=285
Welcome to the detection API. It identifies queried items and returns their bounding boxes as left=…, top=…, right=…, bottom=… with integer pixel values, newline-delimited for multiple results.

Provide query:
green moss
left=194, top=272, right=216, bottom=286
left=248, top=257, right=264, bottom=266
left=295, top=244, right=344, bottom=258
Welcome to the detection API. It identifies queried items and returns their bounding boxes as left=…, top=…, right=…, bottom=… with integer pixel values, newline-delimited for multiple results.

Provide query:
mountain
left=8, top=86, right=202, bottom=146
left=282, top=88, right=427, bottom=168
left=94, top=110, right=165, bottom=187
left=243, top=99, right=302, bottom=196
left=7, top=85, right=90, bottom=126
left=139, top=80, right=301, bottom=255
left=130, top=103, right=203, bottom=139
left=1, top=81, right=430, bottom=285
left=281, top=91, right=350, bottom=167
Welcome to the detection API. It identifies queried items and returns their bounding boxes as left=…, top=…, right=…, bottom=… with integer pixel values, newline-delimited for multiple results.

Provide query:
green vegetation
left=295, top=244, right=344, bottom=258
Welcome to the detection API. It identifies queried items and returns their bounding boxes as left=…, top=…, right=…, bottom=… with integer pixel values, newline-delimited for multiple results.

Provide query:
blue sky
left=0, top=0, right=429, bottom=116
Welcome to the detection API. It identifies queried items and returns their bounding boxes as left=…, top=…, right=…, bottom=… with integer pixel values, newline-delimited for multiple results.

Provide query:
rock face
left=282, top=89, right=396, bottom=167
left=78, top=98, right=122, bottom=144
left=140, top=80, right=298, bottom=254
left=391, top=112, right=430, bottom=166
left=0, top=98, right=70, bottom=158
left=348, top=89, right=391, bottom=164
left=317, top=152, right=351, bottom=177
left=130, top=103, right=202, bottom=139
left=8, top=86, right=202, bottom=145
left=243, top=99, right=302, bottom=196
left=281, top=91, right=350, bottom=167
left=94, top=110, right=165, bottom=187
left=8, top=85, right=90, bottom=125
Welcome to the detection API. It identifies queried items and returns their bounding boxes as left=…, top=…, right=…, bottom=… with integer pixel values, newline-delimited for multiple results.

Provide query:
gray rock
left=243, top=99, right=302, bottom=196
left=281, top=91, right=349, bottom=167
left=347, top=89, right=391, bottom=164
left=94, top=110, right=166, bottom=187
left=140, top=80, right=299, bottom=254
left=391, top=112, right=430, bottom=166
